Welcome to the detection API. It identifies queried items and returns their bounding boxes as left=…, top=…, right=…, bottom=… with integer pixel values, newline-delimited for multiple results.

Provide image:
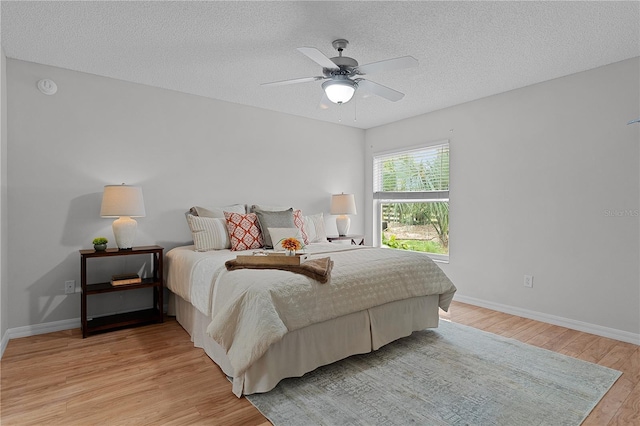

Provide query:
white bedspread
left=168, top=245, right=456, bottom=387
left=166, top=245, right=237, bottom=316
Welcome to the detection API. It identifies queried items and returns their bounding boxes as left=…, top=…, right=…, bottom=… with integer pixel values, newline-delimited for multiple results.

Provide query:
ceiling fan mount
left=331, top=38, right=349, bottom=52
left=323, top=40, right=358, bottom=77
left=262, top=39, right=418, bottom=106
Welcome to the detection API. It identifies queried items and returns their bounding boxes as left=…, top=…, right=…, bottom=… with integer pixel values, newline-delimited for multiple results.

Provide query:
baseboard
left=0, top=302, right=171, bottom=359
left=7, top=317, right=81, bottom=340
left=1, top=329, right=9, bottom=358
left=1, top=317, right=81, bottom=359
left=2, top=297, right=636, bottom=361
left=454, top=294, right=640, bottom=345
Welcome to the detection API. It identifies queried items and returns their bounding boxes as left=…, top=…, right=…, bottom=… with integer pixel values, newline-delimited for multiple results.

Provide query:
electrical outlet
left=65, top=280, right=75, bottom=294
left=524, top=275, right=533, bottom=288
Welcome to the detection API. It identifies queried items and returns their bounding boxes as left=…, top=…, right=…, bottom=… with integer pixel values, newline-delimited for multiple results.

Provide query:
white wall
left=6, top=59, right=365, bottom=330
left=5, top=56, right=639, bottom=343
left=366, top=58, right=640, bottom=340
left=1, top=48, right=8, bottom=352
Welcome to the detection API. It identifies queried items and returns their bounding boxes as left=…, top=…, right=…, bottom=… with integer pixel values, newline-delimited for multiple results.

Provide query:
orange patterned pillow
left=224, top=211, right=264, bottom=251
left=293, top=209, right=309, bottom=245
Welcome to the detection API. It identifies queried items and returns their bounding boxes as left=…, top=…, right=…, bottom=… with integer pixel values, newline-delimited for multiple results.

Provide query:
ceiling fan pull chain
left=354, top=95, right=357, bottom=122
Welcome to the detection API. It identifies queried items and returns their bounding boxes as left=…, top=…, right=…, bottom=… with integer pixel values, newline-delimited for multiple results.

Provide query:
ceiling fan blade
left=318, top=92, right=331, bottom=110
left=297, top=47, right=338, bottom=69
left=357, top=79, right=405, bottom=102
left=356, top=56, right=418, bottom=75
left=261, top=76, right=324, bottom=87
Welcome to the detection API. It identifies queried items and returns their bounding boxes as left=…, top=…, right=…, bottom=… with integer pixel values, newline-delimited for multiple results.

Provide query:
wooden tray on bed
left=235, top=252, right=309, bottom=266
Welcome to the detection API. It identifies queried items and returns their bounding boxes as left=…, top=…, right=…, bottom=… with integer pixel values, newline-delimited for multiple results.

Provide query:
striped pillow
left=186, top=214, right=230, bottom=251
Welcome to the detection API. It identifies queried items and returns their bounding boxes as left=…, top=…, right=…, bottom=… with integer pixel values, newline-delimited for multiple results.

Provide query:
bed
left=166, top=241, right=457, bottom=397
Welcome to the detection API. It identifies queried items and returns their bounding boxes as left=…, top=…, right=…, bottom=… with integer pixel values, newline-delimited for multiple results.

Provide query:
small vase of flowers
left=281, top=237, right=302, bottom=256
left=92, top=237, right=108, bottom=251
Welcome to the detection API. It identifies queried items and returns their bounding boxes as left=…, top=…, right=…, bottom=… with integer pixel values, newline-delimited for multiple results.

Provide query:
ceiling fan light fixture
left=322, top=79, right=356, bottom=104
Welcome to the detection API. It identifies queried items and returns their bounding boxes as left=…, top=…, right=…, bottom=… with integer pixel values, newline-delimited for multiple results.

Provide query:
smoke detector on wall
left=37, top=79, right=57, bottom=95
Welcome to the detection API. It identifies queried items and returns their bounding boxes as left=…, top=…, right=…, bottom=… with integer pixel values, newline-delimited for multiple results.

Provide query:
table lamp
left=330, top=193, right=357, bottom=236
left=100, top=184, right=146, bottom=249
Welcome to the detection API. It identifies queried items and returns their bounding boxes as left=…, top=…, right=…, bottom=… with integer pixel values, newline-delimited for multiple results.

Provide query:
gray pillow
left=190, top=204, right=246, bottom=218
left=253, top=208, right=295, bottom=248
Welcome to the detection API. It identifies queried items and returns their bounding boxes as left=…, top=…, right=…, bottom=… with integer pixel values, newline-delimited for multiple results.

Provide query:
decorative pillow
left=186, top=214, right=230, bottom=251
left=253, top=208, right=295, bottom=248
left=250, top=205, right=309, bottom=245
left=303, top=213, right=328, bottom=243
left=251, top=204, right=290, bottom=212
left=293, top=209, right=310, bottom=245
left=269, top=228, right=306, bottom=252
left=224, top=212, right=264, bottom=251
left=190, top=204, right=245, bottom=218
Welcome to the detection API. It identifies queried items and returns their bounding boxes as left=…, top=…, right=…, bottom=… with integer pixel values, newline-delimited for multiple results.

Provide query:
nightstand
left=79, top=245, right=164, bottom=338
left=326, top=235, right=365, bottom=245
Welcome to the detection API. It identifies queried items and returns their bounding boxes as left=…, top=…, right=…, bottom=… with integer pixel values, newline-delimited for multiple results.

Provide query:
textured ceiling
left=2, top=1, right=639, bottom=129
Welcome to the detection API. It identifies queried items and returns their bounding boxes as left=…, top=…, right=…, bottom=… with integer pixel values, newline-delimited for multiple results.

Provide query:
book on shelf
left=111, top=273, right=142, bottom=286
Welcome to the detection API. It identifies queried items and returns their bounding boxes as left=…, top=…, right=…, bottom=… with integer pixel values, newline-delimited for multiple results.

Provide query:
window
left=373, top=141, right=449, bottom=261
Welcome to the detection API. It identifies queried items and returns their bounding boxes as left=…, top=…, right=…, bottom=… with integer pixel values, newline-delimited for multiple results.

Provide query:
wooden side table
left=326, top=235, right=365, bottom=246
left=80, top=245, right=164, bottom=338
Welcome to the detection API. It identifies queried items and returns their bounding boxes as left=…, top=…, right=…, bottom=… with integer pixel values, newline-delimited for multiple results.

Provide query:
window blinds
left=373, top=142, right=449, bottom=201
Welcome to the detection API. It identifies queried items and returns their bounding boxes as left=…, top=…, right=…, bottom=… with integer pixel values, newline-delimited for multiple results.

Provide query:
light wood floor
left=1, top=301, right=638, bottom=425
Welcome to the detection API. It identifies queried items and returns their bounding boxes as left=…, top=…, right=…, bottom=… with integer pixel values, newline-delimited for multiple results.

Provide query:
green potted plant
left=92, top=237, right=108, bottom=251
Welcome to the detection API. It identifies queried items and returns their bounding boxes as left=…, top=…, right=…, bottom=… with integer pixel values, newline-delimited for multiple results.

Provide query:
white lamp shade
left=322, top=80, right=356, bottom=104
left=331, top=193, right=356, bottom=237
left=100, top=184, right=146, bottom=249
left=330, top=194, right=357, bottom=215
left=100, top=185, right=146, bottom=218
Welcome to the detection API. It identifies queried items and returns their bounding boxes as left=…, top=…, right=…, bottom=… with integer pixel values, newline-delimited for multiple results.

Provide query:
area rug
left=245, top=320, right=621, bottom=426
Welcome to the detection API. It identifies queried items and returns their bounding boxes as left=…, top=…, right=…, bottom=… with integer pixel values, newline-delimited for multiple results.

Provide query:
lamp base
left=336, top=215, right=350, bottom=237
left=112, top=216, right=138, bottom=249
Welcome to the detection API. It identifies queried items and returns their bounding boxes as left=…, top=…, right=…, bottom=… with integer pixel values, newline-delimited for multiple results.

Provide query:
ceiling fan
left=262, top=39, right=418, bottom=106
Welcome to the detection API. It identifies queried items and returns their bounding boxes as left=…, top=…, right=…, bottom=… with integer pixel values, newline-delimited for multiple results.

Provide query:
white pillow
left=268, top=227, right=306, bottom=252
left=186, top=214, right=231, bottom=251
left=303, top=213, right=328, bottom=243
left=190, top=204, right=245, bottom=218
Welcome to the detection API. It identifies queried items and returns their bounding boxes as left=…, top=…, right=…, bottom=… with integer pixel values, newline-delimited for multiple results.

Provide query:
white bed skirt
left=169, top=292, right=440, bottom=396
